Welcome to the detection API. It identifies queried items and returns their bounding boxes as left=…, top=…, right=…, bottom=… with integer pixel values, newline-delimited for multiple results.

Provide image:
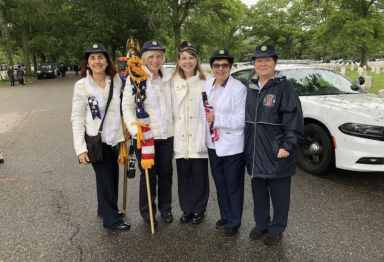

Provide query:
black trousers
left=136, top=137, right=173, bottom=219
left=208, top=149, right=245, bottom=229
left=176, top=158, right=209, bottom=215
left=251, top=176, right=291, bottom=236
left=91, top=144, right=122, bottom=227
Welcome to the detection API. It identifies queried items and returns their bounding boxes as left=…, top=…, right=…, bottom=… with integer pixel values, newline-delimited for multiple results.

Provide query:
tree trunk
left=360, top=45, right=368, bottom=66
left=32, top=53, right=37, bottom=74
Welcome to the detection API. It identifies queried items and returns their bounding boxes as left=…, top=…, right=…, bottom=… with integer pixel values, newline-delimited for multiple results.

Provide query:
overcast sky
left=241, top=0, right=257, bottom=7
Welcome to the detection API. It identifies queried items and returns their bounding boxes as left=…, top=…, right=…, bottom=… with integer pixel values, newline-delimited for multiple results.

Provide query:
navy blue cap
left=141, top=40, right=165, bottom=55
left=209, top=49, right=234, bottom=66
left=84, top=43, right=109, bottom=57
left=252, top=45, right=278, bottom=60
left=178, top=41, right=197, bottom=53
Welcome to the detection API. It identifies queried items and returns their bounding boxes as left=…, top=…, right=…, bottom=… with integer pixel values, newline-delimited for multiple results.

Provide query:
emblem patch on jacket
left=263, top=94, right=276, bottom=107
left=88, top=96, right=101, bottom=119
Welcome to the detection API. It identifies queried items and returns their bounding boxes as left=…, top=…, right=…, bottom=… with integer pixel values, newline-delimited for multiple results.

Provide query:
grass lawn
left=345, top=70, right=384, bottom=94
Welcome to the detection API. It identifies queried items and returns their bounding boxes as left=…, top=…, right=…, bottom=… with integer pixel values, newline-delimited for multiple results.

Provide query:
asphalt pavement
left=0, top=74, right=384, bottom=262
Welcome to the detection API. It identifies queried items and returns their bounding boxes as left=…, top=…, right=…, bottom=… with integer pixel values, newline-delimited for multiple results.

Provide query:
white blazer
left=204, top=76, right=246, bottom=157
left=71, top=74, right=124, bottom=156
left=122, top=67, right=173, bottom=139
left=171, top=74, right=208, bottom=159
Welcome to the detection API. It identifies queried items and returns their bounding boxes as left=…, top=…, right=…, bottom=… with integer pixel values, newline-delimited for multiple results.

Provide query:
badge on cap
left=152, top=41, right=157, bottom=46
left=219, top=50, right=225, bottom=54
left=260, top=45, right=268, bottom=52
left=187, top=42, right=192, bottom=47
left=93, top=44, right=98, bottom=49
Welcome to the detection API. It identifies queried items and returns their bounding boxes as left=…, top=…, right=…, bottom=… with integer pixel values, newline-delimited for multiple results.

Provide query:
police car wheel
left=297, top=123, right=334, bottom=175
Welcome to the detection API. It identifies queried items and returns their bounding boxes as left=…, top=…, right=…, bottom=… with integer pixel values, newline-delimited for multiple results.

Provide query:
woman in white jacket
left=171, top=41, right=209, bottom=224
left=122, top=41, right=174, bottom=225
left=71, top=44, right=129, bottom=231
left=205, top=49, right=246, bottom=236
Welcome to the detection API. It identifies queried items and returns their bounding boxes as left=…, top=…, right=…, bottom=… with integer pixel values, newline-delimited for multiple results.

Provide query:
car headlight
left=36, top=70, right=41, bottom=73
left=339, top=123, right=384, bottom=141
left=48, top=70, right=52, bottom=73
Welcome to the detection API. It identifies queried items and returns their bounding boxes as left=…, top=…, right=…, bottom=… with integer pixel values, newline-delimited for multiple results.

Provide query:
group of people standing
left=7, top=65, right=25, bottom=87
left=71, top=40, right=303, bottom=246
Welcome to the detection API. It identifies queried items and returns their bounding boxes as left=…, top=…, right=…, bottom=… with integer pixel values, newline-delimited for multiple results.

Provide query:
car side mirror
left=358, top=76, right=365, bottom=85
left=351, top=76, right=367, bottom=92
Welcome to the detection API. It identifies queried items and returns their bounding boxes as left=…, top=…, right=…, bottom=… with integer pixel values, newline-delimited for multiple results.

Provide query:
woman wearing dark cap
left=171, top=41, right=209, bottom=224
left=122, top=40, right=174, bottom=225
left=245, top=45, right=303, bottom=246
left=204, top=49, right=246, bottom=236
left=71, top=44, right=130, bottom=231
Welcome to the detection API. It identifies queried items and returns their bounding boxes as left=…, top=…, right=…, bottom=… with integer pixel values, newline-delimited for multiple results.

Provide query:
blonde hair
left=172, top=49, right=206, bottom=80
left=141, top=50, right=165, bottom=65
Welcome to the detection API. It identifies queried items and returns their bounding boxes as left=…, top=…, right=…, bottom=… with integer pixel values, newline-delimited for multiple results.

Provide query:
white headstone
left=357, top=66, right=364, bottom=76
left=340, top=66, right=346, bottom=75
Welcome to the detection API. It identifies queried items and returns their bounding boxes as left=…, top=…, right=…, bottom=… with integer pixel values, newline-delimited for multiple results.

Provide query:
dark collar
left=212, top=76, right=230, bottom=88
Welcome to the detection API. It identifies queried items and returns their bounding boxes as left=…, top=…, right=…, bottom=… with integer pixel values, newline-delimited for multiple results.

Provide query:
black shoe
left=117, top=211, right=125, bottom=218
left=180, top=213, right=193, bottom=224
left=263, top=233, right=283, bottom=246
left=161, top=212, right=173, bottom=224
left=224, top=226, right=239, bottom=236
left=249, top=227, right=268, bottom=240
left=0, top=152, right=4, bottom=164
left=215, top=219, right=227, bottom=230
left=98, top=211, right=125, bottom=218
left=104, top=221, right=131, bottom=231
left=191, top=213, right=205, bottom=224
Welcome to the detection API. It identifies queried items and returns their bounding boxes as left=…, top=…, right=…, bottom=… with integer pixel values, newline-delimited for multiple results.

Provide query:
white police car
left=232, top=64, right=384, bottom=175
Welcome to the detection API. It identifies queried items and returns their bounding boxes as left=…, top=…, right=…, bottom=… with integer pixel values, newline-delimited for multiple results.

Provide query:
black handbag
left=85, top=80, right=114, bottom=163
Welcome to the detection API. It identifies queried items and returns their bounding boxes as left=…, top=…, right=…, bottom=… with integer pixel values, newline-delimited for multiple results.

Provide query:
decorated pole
left=125, top=38, right=156, bottom=234
left=118, top=122, right=129, bottom=215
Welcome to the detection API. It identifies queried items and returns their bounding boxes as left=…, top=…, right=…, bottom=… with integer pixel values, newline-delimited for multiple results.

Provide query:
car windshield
left=278, top=69, right=358, bottom=96
left=40, top=65, right=52, bottom=70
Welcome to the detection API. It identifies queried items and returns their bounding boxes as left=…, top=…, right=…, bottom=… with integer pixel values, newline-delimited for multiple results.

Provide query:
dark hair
left=172, top=49, right=206, bottom=80
left=80, top=53, right=116, bottom=78
left=210, top=58, right=233, bottom=68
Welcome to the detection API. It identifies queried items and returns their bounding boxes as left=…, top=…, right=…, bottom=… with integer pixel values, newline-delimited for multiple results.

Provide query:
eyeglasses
left=212, top=63, right=230, bottom=69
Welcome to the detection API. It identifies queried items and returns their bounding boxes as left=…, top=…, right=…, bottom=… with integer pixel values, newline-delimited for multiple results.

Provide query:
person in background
left=171, top=41, right=209, bottom=224
left=204, top=49, right=246, bottom=236
left=7, top=66, right=15, bottom=87
left=122, top=40, right=174, bottom=225
left=71, top=43, right=129, bottom=231
left=16, top=65, right=25, bottom=85
left=245, top=44, right=303, bottom=246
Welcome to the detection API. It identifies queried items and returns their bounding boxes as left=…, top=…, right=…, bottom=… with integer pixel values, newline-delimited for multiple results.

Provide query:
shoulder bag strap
left=98, top=79, right=114, bottom=133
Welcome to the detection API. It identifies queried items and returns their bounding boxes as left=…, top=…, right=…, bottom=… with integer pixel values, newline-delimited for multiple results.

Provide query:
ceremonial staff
left=124, top=38, right=156, bottom=234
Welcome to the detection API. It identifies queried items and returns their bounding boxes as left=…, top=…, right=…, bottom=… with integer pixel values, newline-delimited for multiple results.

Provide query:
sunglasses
left=212, top=63, right=230, bottom=69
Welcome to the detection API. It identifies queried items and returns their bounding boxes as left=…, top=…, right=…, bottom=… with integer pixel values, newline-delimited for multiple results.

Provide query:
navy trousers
left=208, top=149, right=245, bottom=229
left=251, top=176, right=291, bottom=236
left=135, top=137, right=173, bottom=219
left=91, top=144, right=122, bottom=227
left=176, top=158, right=209, bottom=215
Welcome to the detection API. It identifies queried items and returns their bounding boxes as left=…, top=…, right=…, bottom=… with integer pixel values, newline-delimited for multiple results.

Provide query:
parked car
left=36, top=63, right=59, bottom=79
left=232, top=64, right=384, bottom=175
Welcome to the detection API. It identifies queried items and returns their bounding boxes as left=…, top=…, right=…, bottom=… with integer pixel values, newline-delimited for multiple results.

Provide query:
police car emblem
left=92, top=44, right=98, bottom=49
left=263, top=94, right=276, bottom=107
left=261, top=45, right=268, bottom=52
left=219, top=50, right=225, bottom=54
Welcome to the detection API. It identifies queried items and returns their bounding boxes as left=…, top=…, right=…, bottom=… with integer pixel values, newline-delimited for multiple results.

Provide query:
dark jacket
left=244, top=76, right=304, bottom=178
